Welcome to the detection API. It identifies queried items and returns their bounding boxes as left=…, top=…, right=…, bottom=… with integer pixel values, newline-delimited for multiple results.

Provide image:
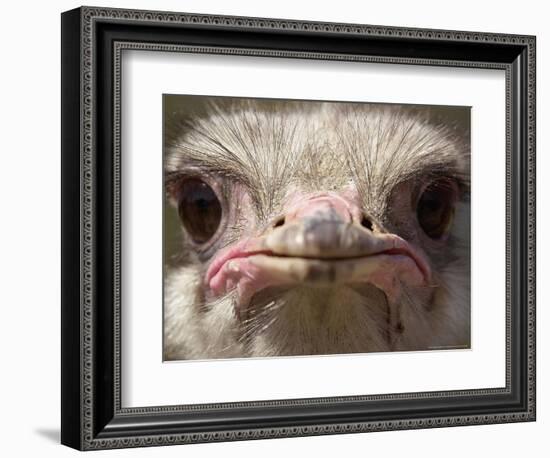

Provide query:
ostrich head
left=163, top=99, right=470, bottom=360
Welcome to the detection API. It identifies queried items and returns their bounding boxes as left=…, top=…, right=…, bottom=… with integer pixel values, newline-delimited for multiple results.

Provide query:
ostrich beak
left=207, top=194, right=431, bottom=308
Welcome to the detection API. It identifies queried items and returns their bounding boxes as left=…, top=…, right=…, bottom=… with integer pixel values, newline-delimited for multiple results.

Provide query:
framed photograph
left=61, top=6, right=536, bottom=450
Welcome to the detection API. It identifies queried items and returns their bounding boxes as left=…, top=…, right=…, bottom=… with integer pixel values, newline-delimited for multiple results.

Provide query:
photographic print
left=163, top=95, right=471, bottom=361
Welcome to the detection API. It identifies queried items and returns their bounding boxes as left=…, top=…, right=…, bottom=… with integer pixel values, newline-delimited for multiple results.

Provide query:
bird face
left=164, top=101, right=470, bottom=359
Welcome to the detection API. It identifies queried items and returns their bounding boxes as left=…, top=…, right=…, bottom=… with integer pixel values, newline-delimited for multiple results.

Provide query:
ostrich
left=163, top=99, right=470, bottom=360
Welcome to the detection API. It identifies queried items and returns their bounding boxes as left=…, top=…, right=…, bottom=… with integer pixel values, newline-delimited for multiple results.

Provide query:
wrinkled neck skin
left=163, top=203, right=470, bottom=360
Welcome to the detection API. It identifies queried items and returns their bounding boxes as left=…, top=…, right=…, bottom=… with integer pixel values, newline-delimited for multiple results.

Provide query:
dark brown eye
left=416, top=179, right=457, bottom=240
left=177, top=179, right=222, bottom=244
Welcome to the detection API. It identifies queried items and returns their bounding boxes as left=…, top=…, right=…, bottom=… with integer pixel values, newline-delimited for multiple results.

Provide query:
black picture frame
left=61, top=6, right=536, bottom=450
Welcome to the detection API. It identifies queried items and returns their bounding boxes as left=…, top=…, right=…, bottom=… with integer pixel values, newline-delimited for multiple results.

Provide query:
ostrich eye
left=416, top=179, right=457, bottom=240
left=177, top=179, right=222, bottom=244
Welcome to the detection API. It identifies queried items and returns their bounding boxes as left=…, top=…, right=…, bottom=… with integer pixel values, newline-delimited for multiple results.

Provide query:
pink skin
left=205, top=192, right=432, bottom=314
left=284, top=191, right=363, bottom=223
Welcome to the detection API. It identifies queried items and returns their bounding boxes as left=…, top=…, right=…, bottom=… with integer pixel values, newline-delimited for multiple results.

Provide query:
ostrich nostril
left=361, top=215, right=374, bottom=231
left=273, top=216, right=286, bottom=229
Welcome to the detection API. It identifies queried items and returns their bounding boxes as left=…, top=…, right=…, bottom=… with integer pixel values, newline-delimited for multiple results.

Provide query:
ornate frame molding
left=61, top=6, right=536, bottom=450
